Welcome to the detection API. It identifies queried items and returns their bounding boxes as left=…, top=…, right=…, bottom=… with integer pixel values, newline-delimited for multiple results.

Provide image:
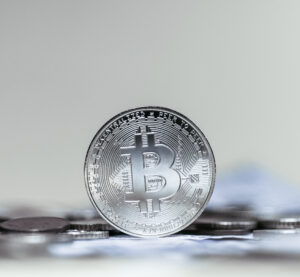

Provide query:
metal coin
left=85, top=107, right=216, bottom=237
left=253, top=229, right=300, bottom=239
left=182, top=229, right=251, bottom=236
left=186, top=215, right=257, bottom=231
left=70, top=219, right=118, bottom=232
left=258, top=217, right=300, bottom=229
left=202, top=206, right=257, bottom=220
left=64, top=230, right=109, bottom=240
left=0, top=232, right=71, bottom=244
left=0, top=217, right=70, bottom=233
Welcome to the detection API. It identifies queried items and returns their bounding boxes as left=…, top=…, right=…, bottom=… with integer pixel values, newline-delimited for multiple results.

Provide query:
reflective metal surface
left=0, top=217, right=70, bottom=233
left=258, top=217, right=300, bottom=229
left=188, top=215, right=257, bottom=231
left=64, top=230, right=109, bottom=240
left=84, top=107, right=216, bottom=237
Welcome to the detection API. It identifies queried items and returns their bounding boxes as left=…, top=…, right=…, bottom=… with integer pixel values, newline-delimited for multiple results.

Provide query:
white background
left=1, top=0, right=300, bottom=206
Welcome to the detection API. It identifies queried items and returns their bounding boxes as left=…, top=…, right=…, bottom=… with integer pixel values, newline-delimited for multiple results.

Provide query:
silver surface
left=182, top=229, right=252, bottom=236
left=0, top=217, right=70, bottom=233
left=64, top=230, right=109, bottom=240
left=258, top=217, right=300, bottom=229
left=70, top=219, right=117, bottom=232
left=253, top=229, right=300, bottom=238
left=85, top=107, right=216, bottom=237
left=188, top=216, right=256, bottom=231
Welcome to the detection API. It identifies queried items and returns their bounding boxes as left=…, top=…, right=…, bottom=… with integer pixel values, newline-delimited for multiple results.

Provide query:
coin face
left=84, top=107, right=216, bottom=237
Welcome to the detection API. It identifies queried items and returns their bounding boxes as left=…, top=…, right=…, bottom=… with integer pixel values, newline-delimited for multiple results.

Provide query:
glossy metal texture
left=84, top=107, right=216, bottom=237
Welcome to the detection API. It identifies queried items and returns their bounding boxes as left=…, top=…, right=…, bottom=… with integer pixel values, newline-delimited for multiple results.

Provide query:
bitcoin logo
left=120, top=126, right=181, bottom=214
left=85, top=107, right=216, bottom=237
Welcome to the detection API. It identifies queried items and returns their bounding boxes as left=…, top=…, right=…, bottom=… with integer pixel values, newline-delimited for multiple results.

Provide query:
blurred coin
left=253, top=229, right=300, bottom=239
left=64, top=230, right=109, bottom=240
left=85, top=107, right=216, bottom=237
left=202, top=206, right=257, bottom=220
left=0, top=232, right=71, bottom=244
left=70, top=219, right=119, bottom=232
left=0, top=217, right=70, bottom=233
left=70, top=219, right=118, bottom=232
left=187, top=215, right=257, bottom=231
left=181, top=229, right=251, bottom=236
left=258, top=217, right=300, bottom=229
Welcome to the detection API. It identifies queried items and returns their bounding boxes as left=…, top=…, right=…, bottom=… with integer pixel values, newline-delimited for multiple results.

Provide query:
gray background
left=1, top=0, right=299, bottom=206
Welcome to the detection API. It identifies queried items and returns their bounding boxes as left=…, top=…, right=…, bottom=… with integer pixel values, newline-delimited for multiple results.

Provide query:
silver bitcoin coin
left=84, top=107, right=216, bottom=237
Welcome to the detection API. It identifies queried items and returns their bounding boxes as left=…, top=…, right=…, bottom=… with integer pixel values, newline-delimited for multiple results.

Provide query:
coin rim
left=0, top=217, right=70, bottom=233
left=84, top=106, right=216, bottom=238
left=64, top=230, right=109, bottom=239
left=258, top=218, right=300, bottom=229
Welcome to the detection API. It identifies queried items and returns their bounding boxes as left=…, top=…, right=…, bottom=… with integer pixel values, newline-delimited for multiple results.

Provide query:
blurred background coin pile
left=2, top=166, right=300, bottom=259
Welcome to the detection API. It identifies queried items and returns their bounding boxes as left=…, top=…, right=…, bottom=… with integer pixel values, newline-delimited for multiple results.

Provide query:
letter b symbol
left=121, top=127, right=180, bottom=213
